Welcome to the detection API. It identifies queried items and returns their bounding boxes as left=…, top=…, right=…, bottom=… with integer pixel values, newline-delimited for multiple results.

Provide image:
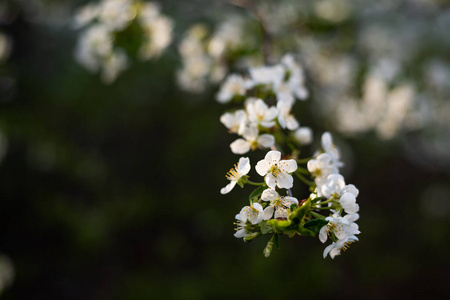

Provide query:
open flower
left=323, top=235, right=359, bottom=259
left=220, top=109, right=248, bottom=135
left=255, top=150, right=297, bottom=189
left=277, top=100, right=299, bottom=130
left=319, top=174, right=360, bottom=213
left=239, top=203, right=264, bottom=225
left=234, top=213, right=251, bottom=238
left=307, top=153, right=339, bottom=190
left=216, top=74, right=249, bottom=103
left=321, top=132, right=343, bottom=168
left=319, top=213, right=360, bottom=243
left=246, top=98, right=278, bottom=128
left=261, top=189, right=298, bottom=220
left=220, top=157, right=250, bottom=194
left=230, top=125, right=274, bottom=154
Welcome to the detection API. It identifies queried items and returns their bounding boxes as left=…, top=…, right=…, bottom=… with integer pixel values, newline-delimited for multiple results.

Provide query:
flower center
left=268, top=164, right=282, bottom=177
left=226, top=164, right=240, bottom=181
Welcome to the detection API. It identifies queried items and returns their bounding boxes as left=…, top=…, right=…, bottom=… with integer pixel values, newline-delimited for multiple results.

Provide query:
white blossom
left=230, top=125, right=274, bottom=154
left=321, top=132, right=343, bottom=168
left=216, top=74, right=249, bottom=103
left=221, top=157, right=251, bottom=194
left=220, top=110, right=248, bottom=135
left=279, top=53, right=308, bottom=100
left=240, top=203, right=264, bottom=225
left=294, top=127, right=313, bottom=145
left=323, top=235, right=358, bottom=259
left=261, top=189, right=298, bottom=220
left=246, top=98, right=279, bottom=128
left=255, top=150, right=297, bottom=189
left=307, top=153, right=339, bottom=191
left=277, top=100, right=299, bottom=130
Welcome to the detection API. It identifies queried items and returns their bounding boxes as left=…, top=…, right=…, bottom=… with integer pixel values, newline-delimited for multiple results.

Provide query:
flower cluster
left=219, top=55, right=360, bottom=259
left=219, top=54, right=312, bottom=155
left=177, top=16, right=258, bottom=93
left=307, top=133, right=361, bottom=258
left=74, top=0, right=173, bottom=83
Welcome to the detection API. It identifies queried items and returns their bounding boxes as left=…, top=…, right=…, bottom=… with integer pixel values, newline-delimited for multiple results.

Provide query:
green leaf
left=290, top=203, right=298, bottom=212
left=288, top=198, right=311, bottom=225
left=248, top=185, right=266, bottom=201
left=304, top=219, right=329, bottom=234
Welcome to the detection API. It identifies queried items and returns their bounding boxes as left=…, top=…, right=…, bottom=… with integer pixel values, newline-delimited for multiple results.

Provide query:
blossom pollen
left=226, top=164, right=240, bottom=180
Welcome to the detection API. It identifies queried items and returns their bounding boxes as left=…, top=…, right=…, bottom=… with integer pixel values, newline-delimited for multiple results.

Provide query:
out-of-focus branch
left=229, top=0, right=274, bottom=64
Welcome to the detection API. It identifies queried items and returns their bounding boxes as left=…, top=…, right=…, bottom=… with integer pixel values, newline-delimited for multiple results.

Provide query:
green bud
left=263, top=239, right=274, bottom=257
left=243, top=232, right=260, bottom=242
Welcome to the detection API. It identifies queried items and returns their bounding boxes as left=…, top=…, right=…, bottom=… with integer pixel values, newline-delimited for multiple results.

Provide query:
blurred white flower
left=220, top=109, right=247, bottom=135
left=230, top=125, right=274, bottom=154
left=294, top=127, right=313, bottom=145
left=216, top=74, right=249, bottom=103
left=74, top=0, right=173, bottom=83
left=246, top=98, right=279, bottom=128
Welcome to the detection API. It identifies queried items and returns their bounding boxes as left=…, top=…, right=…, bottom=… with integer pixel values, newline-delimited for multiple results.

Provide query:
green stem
left=310, top=211, right=326, bottom=220
left=314, top=198, right=335, bottom=206
left=296, top=167, right=310, bottom=175
left=245, top=180, right=266, bottom=186
left=296, top=157, right=312, bottom=164
left=312, top=206, right=333, bottom=210
left=294, top=172, right=315, bottom=186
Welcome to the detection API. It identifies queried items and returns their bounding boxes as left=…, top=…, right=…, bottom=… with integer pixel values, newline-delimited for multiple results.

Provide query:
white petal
left=343, top=184, right=359, bottom=197
left=261, top=189, right=279, bottom=201
left=230, top=139, right=250, bottom=154
left=330, top=248, right=341, bottom=259
left=319, top=226, right=328, bottom=243
left=220, top=112, right=234, bottom=129
left=286, top=116, right=299, bottom=130
left=275, top=207, right=288, bottom=219
left=265, top=173, right=277, bottom=189
left=276, top=173, right=294, bottom=189
left=242, top=124, right=259, bottom=141
left=344, top=213, right=359, bottom=222
left=294, top=127, right=312, bottom=145
left=220, top=181, right=237, bottom=194
left=260, top=121, right=276, bottom=128
left=280, top=159, right=297, bottom=173
left=239, top=206, right=251, bottom=223
left=266, top=107, right=279, bottom=121
left=321, top=132, right=333, bottom=149
left=265, top=150, right=281, bottom=163
left=237, top=157, right=251, bottom=175
left=323, top=243, right=335, bottom=259
left=263, top=206, right=274, bottom=220
left=282, top=196, right=298, bottom=207
left=257, top=134, right=275, bottom=148
left=234, top=229, right=246, bottom=238
left=340, top=193, right=356, bottom=206
left=253, top=202, right=263, bottom=212
left=255, top=160, right=270, bottom=176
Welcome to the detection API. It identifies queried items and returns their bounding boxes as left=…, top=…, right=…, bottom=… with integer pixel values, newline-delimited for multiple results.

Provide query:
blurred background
left=0, top=0, right=450, bottom=299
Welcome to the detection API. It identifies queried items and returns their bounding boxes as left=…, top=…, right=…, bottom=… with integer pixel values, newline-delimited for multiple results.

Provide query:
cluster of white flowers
left=74, top=0, right=173, bottom=83
left=177, top=16, right=257, bottom=93
left=218, top=55, right=360, bottom=259
left=307, top=132, right=361, bottom=258
left=219, top=54, right=312, bottom=155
